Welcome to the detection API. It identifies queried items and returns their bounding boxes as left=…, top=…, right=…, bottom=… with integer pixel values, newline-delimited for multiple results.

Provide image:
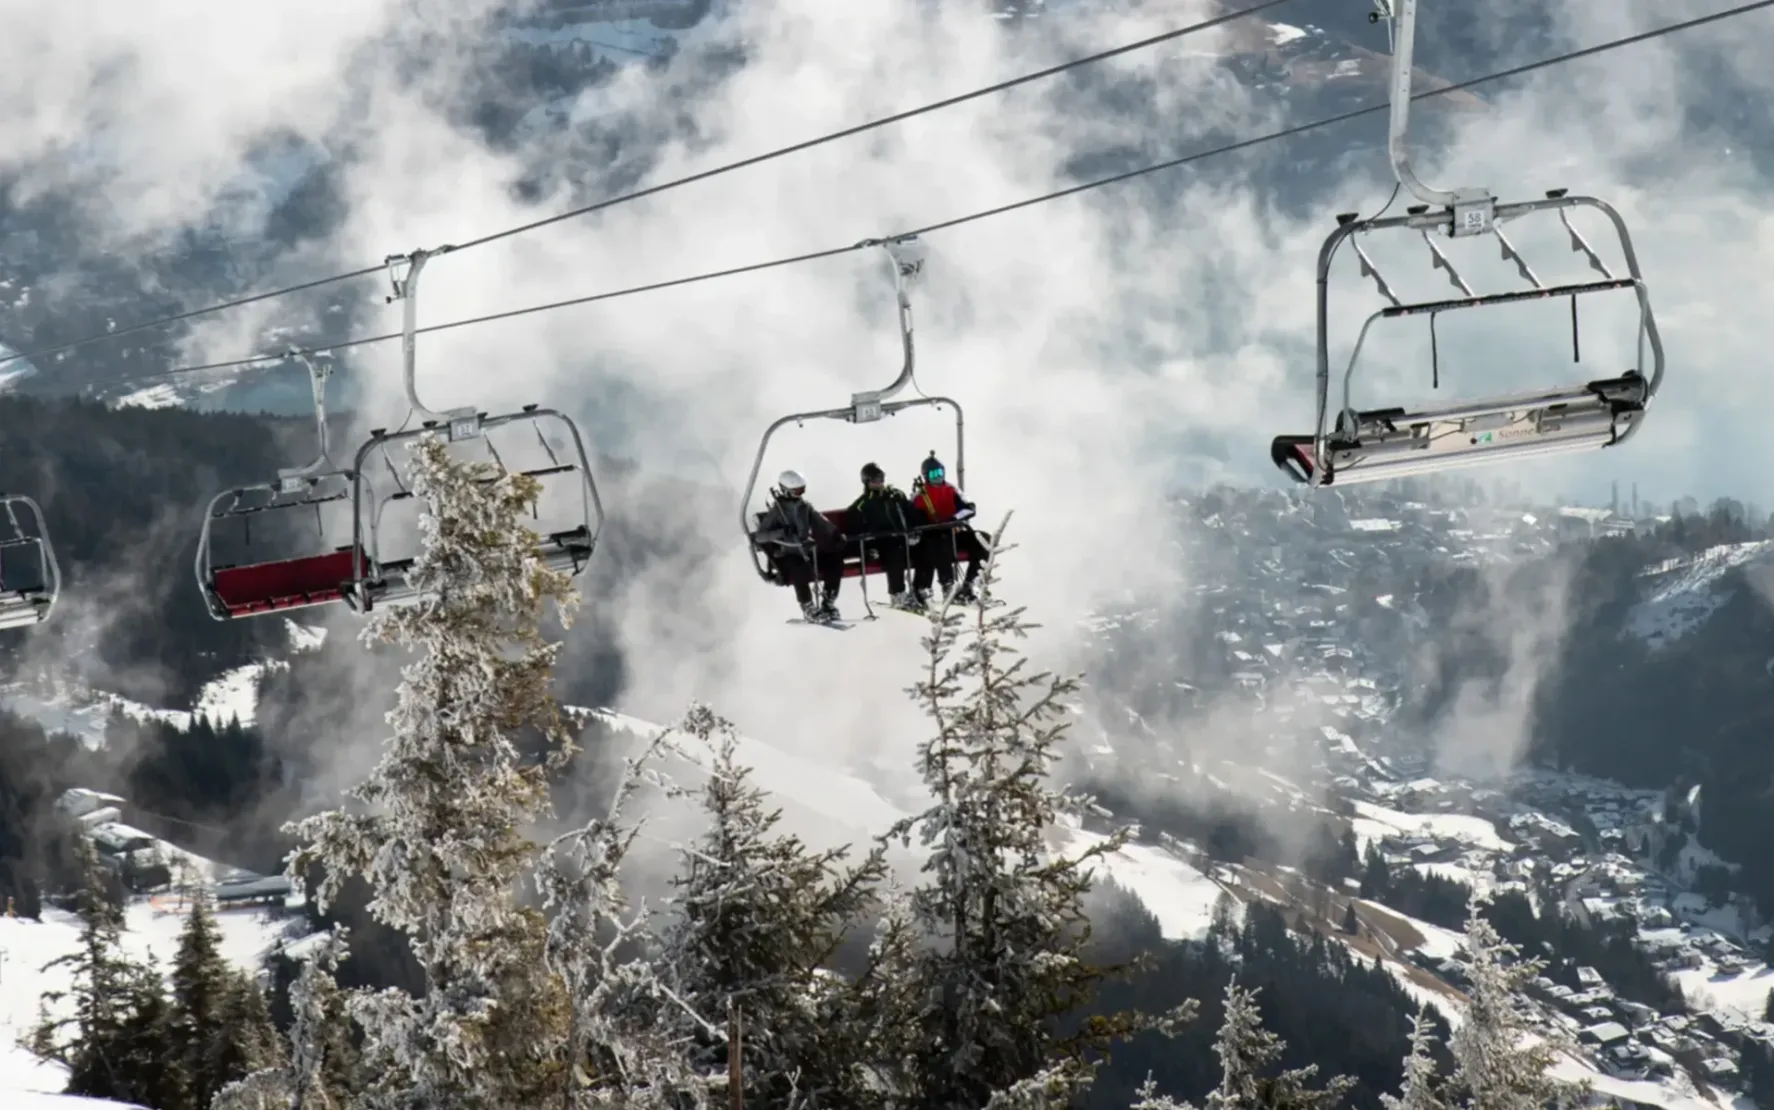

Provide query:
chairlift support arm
left=844, top=235, right=926, bottom=422
left=385, top=245, right=483, bottom=443
left=1373, top=0, right=1495, bottom=236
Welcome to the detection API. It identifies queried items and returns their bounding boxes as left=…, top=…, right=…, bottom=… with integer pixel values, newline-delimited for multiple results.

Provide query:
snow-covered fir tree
left=213, top=927, right=355, bottom=1110
left=288, top=433, right=582, bottom=1110
left=536, top=725, right=710, bottom=1108
left=1436, top=899, right=1584, bottom=1110
left=661, top=703, right=888, bottom=1107
left=882, top=516, right=1189, bottom=1109
left=1205, top=978, right=1352, bottom=1110
left=1381, top=1004, right=1451, bottom=1110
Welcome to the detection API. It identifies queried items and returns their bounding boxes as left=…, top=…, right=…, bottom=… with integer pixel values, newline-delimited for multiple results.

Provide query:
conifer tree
left=536, top=725, right=713, bottom=1109
left=33, top=834, right=176, bottom=1106
left=1380, top=1004, right=1451, bottom=1110
left=288, top=434, right=580, bottom=1110
left=213, top=926, right=356, bottom=1110
left=1205, top=978, right=1353, bottom=1110
left=170, top=888, right=236, bottom=1108
left=661, top=703, right=888, bottom=1107
left=882, top=517, right=1191, bottom=1109
left=1444, top=899, right=1584, bottom=1110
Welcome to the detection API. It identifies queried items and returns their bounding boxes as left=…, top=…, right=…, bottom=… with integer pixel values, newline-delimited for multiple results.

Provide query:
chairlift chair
left=0, top=494, right=60, bottom=630
left=738, top=236, right=974, bottom=615
left=1269, top=0, right=1665, bottom=489
left=343, top=247, right=605, bottom=613
left=195, top=354, right=364, bottom=620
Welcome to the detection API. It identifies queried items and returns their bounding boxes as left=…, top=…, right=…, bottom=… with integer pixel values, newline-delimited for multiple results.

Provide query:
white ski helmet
left=777, top=469, right=807, bottom=496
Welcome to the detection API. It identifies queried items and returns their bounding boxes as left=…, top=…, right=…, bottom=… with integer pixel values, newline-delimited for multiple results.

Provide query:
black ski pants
left=863, top=536, right=912, bottom=595
left=912, top=525, right=989, bottom=592
left=775, top=545, right=843, bottom=607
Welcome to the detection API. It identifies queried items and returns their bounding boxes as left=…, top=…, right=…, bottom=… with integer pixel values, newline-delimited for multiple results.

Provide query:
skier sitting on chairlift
left=847, top=462, right=922, bottom=612
left=755, top=469, right=845, bottom=623
left=910, top=453, right=988, bottom=605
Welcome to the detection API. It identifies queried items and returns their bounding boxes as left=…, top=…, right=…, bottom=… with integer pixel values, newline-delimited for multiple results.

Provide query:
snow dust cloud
left=3, top=0, right=1773, bottom=857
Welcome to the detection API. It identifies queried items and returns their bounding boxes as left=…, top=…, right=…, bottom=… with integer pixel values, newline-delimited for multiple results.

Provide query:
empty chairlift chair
left=1268, top=0, right=1665, bottom=488
left=343, top=247, right=605, bottom=612
left=196, top=355, right=364, bottom=620
left=739, top=236, right=971, bottom=615
left=0, top=494, right=60, bottom=630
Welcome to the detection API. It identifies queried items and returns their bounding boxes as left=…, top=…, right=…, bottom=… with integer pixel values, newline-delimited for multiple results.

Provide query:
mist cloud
left=7, top=0, right=1773, bottom=844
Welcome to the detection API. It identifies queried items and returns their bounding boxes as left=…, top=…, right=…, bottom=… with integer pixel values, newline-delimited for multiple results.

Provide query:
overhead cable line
left=0, top=0, right=1296, bottom=371
left=129, top=0, right=1774, bottom=383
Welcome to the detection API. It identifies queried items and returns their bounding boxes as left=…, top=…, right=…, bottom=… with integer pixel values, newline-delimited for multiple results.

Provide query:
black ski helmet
left=861, top=461, right=885, bottom=484
left=921, top=454, right=946, bottom=482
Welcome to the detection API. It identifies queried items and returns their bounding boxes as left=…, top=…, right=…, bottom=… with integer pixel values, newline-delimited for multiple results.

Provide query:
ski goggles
left=924, top=468, right=945, bottom=481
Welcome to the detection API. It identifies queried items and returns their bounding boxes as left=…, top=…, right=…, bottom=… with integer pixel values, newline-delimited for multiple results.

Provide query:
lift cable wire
left=130, top=0, right=1774, bottom=383
left=0, top=0, right=1297, bottom=371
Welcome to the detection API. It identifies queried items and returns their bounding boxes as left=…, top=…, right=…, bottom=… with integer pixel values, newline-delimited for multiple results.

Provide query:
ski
left=788, top=618, right=854, bottom=630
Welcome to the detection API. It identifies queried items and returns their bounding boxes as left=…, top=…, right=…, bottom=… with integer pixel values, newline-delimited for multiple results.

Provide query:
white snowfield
left=0, top=884, right=287, bottom=1100
left=5, top=1093, right=147, bottom=1109
left=1627, top=540, right=1774, bottom=651
left=586, top=708, right=1227, bottom=942
left=1349, top=800, right=1511, bottom=853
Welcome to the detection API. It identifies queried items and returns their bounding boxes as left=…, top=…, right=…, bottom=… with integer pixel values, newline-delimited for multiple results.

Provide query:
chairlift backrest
left=0, top=494, right=59, bottom=631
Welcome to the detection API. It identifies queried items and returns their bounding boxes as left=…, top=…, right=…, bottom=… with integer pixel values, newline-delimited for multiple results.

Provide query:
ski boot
left=801, top=600, right=825, bottom=623
left=890, top=590, right=924, bottom=612
left=950, top=581, right=978, bottom=605
left=816, top=592, right=841, bottom=623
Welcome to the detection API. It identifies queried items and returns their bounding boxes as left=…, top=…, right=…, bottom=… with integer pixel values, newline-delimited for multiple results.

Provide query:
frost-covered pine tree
left=884, top=516, right=1189, bottom=1109
left=661, top=703, right=888, bottom=1107
left=1444, top=899, right=1583, bottom=1110
left=213, top=927, right=353, bottom=1110
left=1380, top=1003, right=1450, bottom=1110
left=288, top=433, right=581, bottom=1110
left=537, top=726, right=709, bottom=1109
left=1205, top=978, right=1352, bottom=1110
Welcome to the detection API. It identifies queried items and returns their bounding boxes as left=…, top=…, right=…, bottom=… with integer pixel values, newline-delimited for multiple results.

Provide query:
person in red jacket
left=909, top=453, right=989, bottom=605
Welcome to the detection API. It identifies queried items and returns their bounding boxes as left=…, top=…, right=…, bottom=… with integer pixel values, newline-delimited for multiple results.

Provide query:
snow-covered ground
left=0, top=620, right=324, bottom=747
left=1350, top=800, right=1511, bottom=853
left=1627, top=541, right=1774, bottom=651
left=588, top=707, right=1226, bottom=942
left=0, top=882, right=291, bottom=1098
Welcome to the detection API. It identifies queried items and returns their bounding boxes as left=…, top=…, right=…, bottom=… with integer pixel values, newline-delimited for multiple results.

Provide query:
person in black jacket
left=846, top=462, right=922, bottom=610
left=754, top=469, right=845, bottom=622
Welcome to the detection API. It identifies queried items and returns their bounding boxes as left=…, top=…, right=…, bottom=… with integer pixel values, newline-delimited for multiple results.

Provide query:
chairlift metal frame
left=1270, top=0, right=1666, bottom=488
left=195, top=352, right=362, bottom=620
left=343, top=246, right=605, bottom=613
left=0, top=494, right=60, bottom=631
left=738, top=235, right=968, bottom=620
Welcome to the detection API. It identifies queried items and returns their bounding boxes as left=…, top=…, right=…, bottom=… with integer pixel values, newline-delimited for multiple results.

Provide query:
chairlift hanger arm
left=385, top=244, right=482, bottom=441
left=275, top=352, right=348, bottom=487
left=846, top=235, right=926, bottom=417
left=1374, top=0, right=1495, bottom=234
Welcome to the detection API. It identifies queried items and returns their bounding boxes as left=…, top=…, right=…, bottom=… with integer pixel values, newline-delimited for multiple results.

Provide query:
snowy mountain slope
left=0, top=878, right=293, bottom=1100
left=1626, top=541, right=1774, bottom=651
left=3, top=1094, right=149, bottom=1110
left=587, top=706, right=1228, bottom=941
